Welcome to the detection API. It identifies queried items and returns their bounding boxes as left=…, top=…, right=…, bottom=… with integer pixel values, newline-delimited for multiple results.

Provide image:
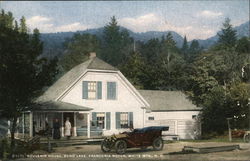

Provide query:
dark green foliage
left=181, top=35, right=189, bottom=57
left=0, top=10, right=58, bottom=156
left=101, top=16, right=133, bottom=66
left=59, top=33, right=100, bottom=71
left=218, top=18, right=237, bottom=48
left=119, top=52, right=146, bottom=89
left=236, top=36, right=250, bottom=53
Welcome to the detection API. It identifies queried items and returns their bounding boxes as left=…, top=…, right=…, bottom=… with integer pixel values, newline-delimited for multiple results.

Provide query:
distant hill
left=40, top=21, right=249, bottom=58
left=194, top=21, right=250, bottom=48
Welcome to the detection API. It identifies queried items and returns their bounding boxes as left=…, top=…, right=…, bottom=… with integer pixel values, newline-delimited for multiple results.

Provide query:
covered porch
left=30, top=101, right=93, bottom=138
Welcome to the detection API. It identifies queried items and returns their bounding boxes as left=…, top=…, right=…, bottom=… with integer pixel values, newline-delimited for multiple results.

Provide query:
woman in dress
left=65, top=117, right=71, bottom=140
left=53, top=118, right=61, bottom=139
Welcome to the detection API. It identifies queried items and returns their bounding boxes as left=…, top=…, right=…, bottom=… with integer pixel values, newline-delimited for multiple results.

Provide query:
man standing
left=65, top=117, right=71, bottom=140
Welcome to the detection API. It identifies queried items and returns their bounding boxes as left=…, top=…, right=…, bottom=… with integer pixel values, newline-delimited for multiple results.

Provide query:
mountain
left=194, top=21, right=249, bottom=48
left=40, top=21, right=249, bottom=58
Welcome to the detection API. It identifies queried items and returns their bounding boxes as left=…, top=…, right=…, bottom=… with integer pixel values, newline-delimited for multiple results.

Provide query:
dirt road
left=12, top=141, right=250, bottom=161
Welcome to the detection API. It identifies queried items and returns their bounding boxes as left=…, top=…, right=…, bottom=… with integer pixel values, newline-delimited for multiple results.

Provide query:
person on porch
left=53, top=118, right=61, bottom=139
left=65, top=117, right=71, bottom=140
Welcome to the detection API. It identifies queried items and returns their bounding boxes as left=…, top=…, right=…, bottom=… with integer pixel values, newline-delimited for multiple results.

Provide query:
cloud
left=119, top=13, right=220, bottom=40
left=55, top=23, right=90, bottom=32
left=199, top=10, right=223, bottom=18
left=119, top=13, right=193, bottom=38
left=119, top=13, right=160, bottom=32
left=27, top=16, right=51, bottom=24
left=27, top=16, right=54, bottom=32
left=26, top=15, right=91, bottom=33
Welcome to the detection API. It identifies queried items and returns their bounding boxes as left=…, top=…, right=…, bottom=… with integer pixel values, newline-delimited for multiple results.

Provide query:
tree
left=217, top=18, right=237, bottom=48
left=19, top=16, right=28, bottom=33
left=181, top=35, right=189, bottom=58
left=188, top=40, right=201, bottom=62
left=120, top=51, right=146, bottom=89
left=236, top=37, right=250, bottom=53
left=101, top=16, right=133, bottom=66
left=59, top=33, right=100, bottom=72
left=0, top=11, right=58, bottom=156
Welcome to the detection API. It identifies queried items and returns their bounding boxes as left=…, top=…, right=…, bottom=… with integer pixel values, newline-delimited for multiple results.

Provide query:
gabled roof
left=36, top=57, right=118, bottom=103
left=138, top=90, right=201, bottom=111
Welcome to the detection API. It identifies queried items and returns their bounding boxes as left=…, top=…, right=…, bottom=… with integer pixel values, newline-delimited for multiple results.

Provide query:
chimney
left=89, top=52, right=96, bottom=59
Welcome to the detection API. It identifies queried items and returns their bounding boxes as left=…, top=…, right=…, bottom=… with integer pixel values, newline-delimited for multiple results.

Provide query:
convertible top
left=135, top=126, right=169, bottom=133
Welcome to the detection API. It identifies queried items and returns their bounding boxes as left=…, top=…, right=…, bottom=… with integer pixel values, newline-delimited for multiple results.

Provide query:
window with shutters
left=82, top=81, right=102, bottom=99
left=91, top=112, right=110, bottom=130
left=116, top=112, right=133, bottom=129
left=107, top=82, right=117, bottom=100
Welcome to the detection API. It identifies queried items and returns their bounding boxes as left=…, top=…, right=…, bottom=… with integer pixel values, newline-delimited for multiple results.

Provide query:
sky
left=1, top=1, right=249, bottom=40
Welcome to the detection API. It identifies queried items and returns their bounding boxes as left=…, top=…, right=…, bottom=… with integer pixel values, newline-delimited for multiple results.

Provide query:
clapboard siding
left=145, top=111, right=200, bottom=139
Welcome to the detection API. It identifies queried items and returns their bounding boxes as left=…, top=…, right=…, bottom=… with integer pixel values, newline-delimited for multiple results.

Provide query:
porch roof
left=32, top=101, right=92, bottom=112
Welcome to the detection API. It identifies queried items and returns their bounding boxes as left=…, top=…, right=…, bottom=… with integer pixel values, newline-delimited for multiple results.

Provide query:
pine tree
left=165, top=32, right=176, bottom=50
left=102, top=16, right=133, bottom=66
left=181, top=35, right=189, bottom=54
left=19, top=16, right=28, bottom=33
left=217, top=18, right=237, bottom=47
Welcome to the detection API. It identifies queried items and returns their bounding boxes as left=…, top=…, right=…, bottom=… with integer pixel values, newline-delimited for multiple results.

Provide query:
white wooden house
left=15, top=53, right=201, bottom=140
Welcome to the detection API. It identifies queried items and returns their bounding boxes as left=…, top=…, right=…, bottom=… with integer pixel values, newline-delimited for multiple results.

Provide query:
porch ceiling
left=32, top=101, right=92, bottom=112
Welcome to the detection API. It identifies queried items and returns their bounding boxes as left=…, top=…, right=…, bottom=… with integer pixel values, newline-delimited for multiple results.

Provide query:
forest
left=1, top=10, right=250, bottom=143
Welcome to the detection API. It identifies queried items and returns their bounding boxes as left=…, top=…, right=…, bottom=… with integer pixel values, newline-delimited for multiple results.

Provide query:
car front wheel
left=101, top=140, right=112, bottom=152
left=152, top=137, right=164, bottom=151
left=115, top=140, right=127, bottom=154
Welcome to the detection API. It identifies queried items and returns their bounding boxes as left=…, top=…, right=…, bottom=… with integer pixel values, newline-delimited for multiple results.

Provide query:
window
left=148, top=116, right=154, bottom=120
left=116, top=112, right=133, bottom=129
left=83, top=81, right=102, bottom=99
left=192, top=115, right=197, bottom=119
left=88, top=82, right=97, bottom=99
left=97, top=113, right=105, bottom=129
left=120, top=113, right=128, bottom=128
left=107, top=82, right=116, bottom=100
left=92, top=112, right=105, bottom=129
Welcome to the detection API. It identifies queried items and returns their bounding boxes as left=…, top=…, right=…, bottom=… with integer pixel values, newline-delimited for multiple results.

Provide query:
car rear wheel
left=115, top=140, right=127, bottom=154
left=244, top=133, right=250, bottom=143
left=152, top=137, right=164, bottom=151
left=101, top=140, right=112, bottom=152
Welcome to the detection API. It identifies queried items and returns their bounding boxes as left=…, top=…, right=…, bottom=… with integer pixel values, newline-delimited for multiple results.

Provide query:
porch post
left=87, top=112, right=90, bottom=138
left=7, top=120, right=10, bottom=136
left=29, top=112, right=33, bottom=137
left=61, top=112, right=64, bottom=137
left=73, top=112, right=77, bottom=136
left=16, top=118, right=19, bottom=137
left=22, top=112, right=25, bottom=138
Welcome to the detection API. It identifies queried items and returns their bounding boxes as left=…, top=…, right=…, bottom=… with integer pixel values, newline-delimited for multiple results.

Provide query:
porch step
left=40, top=138, right=104, bottom=147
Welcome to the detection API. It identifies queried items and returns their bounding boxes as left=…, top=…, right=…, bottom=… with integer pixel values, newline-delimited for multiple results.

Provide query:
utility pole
left=248, top=98, right=250, bottom=131
left=227, top=118, right=232, bottom=142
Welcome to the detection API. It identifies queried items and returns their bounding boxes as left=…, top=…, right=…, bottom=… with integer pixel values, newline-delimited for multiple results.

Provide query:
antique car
left=101, top=126, right=169, bottom=154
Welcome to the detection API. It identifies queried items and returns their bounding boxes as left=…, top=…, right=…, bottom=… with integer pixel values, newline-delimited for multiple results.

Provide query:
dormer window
left=82, top=81, right=102, bottom=99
